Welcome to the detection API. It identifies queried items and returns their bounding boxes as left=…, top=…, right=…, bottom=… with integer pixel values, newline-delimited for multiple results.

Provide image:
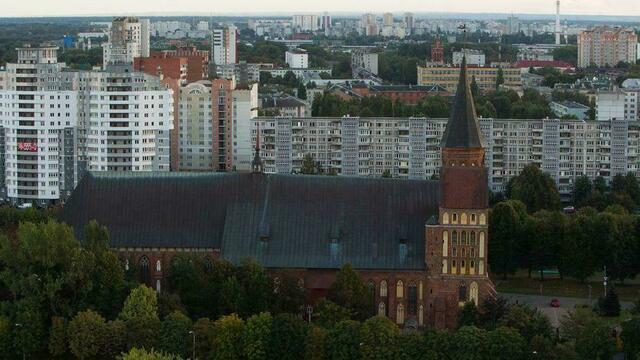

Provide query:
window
left=452, top=213, right=458, bottom=223
left=156, top=279, right=161, bottom=293
left=461, top=213, right=467, bottom=224
left=408, top=285, right=418, bottom=315
left=418, top=305, right=424, bottom=327
left=442, top=259, right=448, bottom=274
left=380, top=280, right=388, bottom=297
left=139, top=256, right=150, bottom=284
left=479, top=232, right=486, bottom=258
left=469, top=282, right=479, bottom=306
left=470, top=232, right=476, bottom=246
left=471, top=214, right=476, bottom=224
left=479, top=260, right=485, bottom=275
left=396, top=280, right=404, bottom=298
left=442, top=231, right=448, bottom=256
left=396, top=304, right=405, bottom=325
left=378, top=302, right=386, bottom=316
left=156, top=260, right=162, bottom=272
left=452, top=231, right=458, bottom=245
left=479, top=213, right=487, bottom=225
left=442, top=212, right=449, bottom=224
left=462, top=231, right=467, bottom=245
left=458, top=282, right=467, bottom=302
left=470, top=261, right=476, bottom=275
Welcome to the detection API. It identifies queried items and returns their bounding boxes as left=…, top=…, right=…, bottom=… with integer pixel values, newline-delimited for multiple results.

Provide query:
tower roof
left=440, top=57, right=484, bottom=149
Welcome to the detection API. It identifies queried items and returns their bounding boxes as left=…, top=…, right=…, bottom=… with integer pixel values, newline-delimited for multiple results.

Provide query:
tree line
left=490, top=165, right=640, bottom=284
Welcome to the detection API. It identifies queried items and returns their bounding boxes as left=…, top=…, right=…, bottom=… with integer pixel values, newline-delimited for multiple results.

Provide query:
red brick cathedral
left=62, top=58, right=495, bottom=330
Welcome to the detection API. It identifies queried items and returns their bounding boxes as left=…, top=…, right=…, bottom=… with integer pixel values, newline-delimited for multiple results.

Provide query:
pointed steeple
left=440, top=56, right=484, bottom=149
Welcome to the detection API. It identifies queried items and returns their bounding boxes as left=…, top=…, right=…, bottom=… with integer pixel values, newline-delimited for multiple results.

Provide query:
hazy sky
left=4, top=0, right=640, bottom=17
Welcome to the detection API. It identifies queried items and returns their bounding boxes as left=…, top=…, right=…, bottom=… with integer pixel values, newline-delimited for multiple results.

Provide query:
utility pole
left=603, top=266, right=608, bottom=297
left=189, top=330, right=196, bottom=360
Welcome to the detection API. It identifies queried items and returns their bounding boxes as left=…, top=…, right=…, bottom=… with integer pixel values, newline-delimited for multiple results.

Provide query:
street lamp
left=15, top=323, right=25, bottom=360
left=603, top=266, right=608, bottom=297
left=189, top=330, right=195, bottom=360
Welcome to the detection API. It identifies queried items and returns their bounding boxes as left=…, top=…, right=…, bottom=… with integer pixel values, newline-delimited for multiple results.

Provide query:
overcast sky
left=4, top=0, right=640, bottom=17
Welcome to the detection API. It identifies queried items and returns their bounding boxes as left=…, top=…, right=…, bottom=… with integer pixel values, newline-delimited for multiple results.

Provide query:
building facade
left=596, top=89, right=640, bottom=122
left=285, top=49, right=309, bottom=69
left=351, top=50, right=379, bottom=76
left=0, top=47, right=174, bottom=205
left=63, top=62, right=496, bottom=330
left=134, top=46, right=209, bottom=84
left=577, top=27, right=638, bottom=68
left=103, top=17, right=150, bottom=69
left=253, top=115, right=640, bottom=198
left=212, top=25, right=238, bottom=66
left=452, top=49, right=486, bottom=67
left=417, top=65, right=521, bottom=92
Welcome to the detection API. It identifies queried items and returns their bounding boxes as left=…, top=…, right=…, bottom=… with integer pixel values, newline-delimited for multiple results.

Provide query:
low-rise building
left=417, top=65, right=521, bottom=92
left=452, top=49, right=485, bottom=67
left=550, top=101, right=590, bottom=120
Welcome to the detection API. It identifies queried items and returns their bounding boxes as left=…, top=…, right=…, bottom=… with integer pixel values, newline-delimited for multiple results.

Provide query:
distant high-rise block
left=577, top=27, right=638, bottom=68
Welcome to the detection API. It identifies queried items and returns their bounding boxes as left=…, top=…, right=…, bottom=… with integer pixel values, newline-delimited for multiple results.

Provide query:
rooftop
left=61, top=172, right=440, bottom=270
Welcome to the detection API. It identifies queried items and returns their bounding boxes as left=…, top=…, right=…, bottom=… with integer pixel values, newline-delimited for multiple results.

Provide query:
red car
left=550, top=299, right=561, bottom=308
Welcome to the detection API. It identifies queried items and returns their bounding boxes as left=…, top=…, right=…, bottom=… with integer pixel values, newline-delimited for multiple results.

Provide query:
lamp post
left=189, top=330, right=196, bottom=360
left=15, top=323, right=25, bottom=360
left=603, top=266, right=608, bottom=297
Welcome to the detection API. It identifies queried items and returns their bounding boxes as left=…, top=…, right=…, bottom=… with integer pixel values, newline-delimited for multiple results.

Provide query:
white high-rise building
left=597, top=89, right=640, bottom=122
left=383, top=13, right=394, bottom=27
left=102, top=17, right=150, bottom=69
left=196, top=21, right=209, bottom=32
left=404, top=13, right=414, bottom=34
left=212, top=25, right=237, bottom=65
left=232, top=84, right=258, bottom=172
left=292, top=15, right=320, bottom=32
left=452, top=49, right=486, bottom=67
left=0, top=46, right=174, bottom=205
left=0, top=47, right=79, bottom=205
left=285, top=49, right=309, bottom=69
left=321, top=12, right=332, bottom=30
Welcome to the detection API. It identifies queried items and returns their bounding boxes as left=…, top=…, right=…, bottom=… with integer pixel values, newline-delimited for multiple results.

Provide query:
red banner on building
left=17, top=141, right=38, bottom=152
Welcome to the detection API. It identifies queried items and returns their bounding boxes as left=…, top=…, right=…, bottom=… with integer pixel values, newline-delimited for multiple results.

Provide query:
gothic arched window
left=380, top=280, right=388, bottom=297
left=396, top=280, right=404, bottom=298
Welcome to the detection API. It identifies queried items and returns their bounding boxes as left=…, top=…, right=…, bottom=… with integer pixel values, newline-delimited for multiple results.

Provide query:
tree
left=496, top=67, right=504, bottom=89
left=301, top=154, right=318, bottom=175
left=395, top=332, right=437, bottom=360
left=485, top=327, right=527, bottom=360
left=327, top=264, right=373, bottom=321
left=121, top=348, right=181, bottom=360
left=298, top=83, right=308, bottom=100
left=269, top=313, right=309, bottom=360
left=573, top=176, right=592, bottom=208
left=67, top=310, right=106, bottom=360
left=597, top=288, right=621, bottom=317
left=119, top=285, right=159, bottom=322
left=477, top=296, right=510, bottom=330
left=304, top=326, right=328, bottom=360
left=124, top=314, right=161, bottom=351
left=236, top=259, right=273, bottom=318
left=213, top=314, right=245, bottom=360
left=244, top=312, right=272, bottom=360
left=326, top=320, right=361, bottom=360
left=564, top=209, right=608, bottom=283
left=621, top=317, right=640, bottom=360
left=450, top=326, right=488, bottom=360
left=48, top=316, right=68, bottom=358
left=530, top=211, right=566, bottom=280
left=314, top=299, right=352, bottom=328
left=498, top=305, right=552, bottom=343
left=192, top=318, right=215, bottom=360
left=458, top=302, right=479, bottom=328
left=489, top=200, right=528, bottom=278
left=507, top=164, right=561, bottom=212
left=271, top=273, right=306, bottom=315
left=359, top=316, right=399, bottom=360
left=159, top=311, right=192, bottom=358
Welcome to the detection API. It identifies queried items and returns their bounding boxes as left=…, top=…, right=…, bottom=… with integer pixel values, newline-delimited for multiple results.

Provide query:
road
left=501, top=293, right=634, bottom=328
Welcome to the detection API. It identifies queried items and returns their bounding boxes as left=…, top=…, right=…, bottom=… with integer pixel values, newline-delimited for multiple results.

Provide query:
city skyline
left=3, top=0, right=640, bottom=18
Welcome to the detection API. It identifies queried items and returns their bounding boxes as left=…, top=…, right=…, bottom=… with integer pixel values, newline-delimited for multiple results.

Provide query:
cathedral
left=61, top=58, right=495, bottom=329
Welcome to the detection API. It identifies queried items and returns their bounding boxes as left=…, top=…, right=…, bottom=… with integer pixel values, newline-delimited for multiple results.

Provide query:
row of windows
left=442, top=212, right=486, bottom=225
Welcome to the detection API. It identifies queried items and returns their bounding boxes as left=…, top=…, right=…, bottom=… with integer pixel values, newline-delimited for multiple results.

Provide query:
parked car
left=550, top=298, right=561, bottom=308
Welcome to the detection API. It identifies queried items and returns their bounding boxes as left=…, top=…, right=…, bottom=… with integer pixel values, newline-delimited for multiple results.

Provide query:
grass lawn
left=492, top=270, right=640, bottom=302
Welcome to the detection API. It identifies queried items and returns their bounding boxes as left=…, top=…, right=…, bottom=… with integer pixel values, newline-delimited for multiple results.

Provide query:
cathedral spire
left=440, top=56, right=483, bottom=149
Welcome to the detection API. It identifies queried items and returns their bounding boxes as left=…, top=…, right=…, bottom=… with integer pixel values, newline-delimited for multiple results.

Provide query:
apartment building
left=253, top=116, right=640, bottom=198
left=0, top=47, right=173, bottom=205
left=0, top=47, right=80, bottom=205
left=103, top=17, right=150, bottom=69
left=292, top=15, right=320, bottom=32
left=596, top=89, right=640, bottom=122
left=285, top=49, right=309, bottom=69
left=212, top=25, right=237, bottom=66
left=134, top=46, right=209, bottom=84
left=232, top=84, right=259, bottom=171
left=178, top=79, right=231, bottom=171
left=452, top=49, right=486, bottom=67
left=577, top=27, right=638, bottom=68
left=417, top=65, right=521, bottom=92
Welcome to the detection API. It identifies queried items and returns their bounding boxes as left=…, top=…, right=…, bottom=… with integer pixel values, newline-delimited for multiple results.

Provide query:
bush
left=597, top=289, right=621, bottom=317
